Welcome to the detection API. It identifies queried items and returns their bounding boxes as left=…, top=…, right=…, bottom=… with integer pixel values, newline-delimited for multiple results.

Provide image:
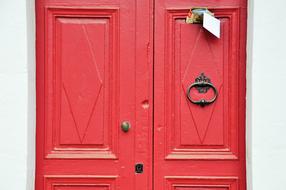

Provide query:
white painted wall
left=0, top=0, right=35, bottom=190
left=247, top=0, right=286, bottom=190
left=0, top=0, right=286, bottom=190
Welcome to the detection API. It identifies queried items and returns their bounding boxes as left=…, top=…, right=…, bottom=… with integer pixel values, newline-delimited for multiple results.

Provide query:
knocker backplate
left=195, top=73, right=211, bottom=93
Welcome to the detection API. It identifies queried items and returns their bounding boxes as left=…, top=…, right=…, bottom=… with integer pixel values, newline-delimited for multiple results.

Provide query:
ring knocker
left=186, top=73, right=218, bottom=107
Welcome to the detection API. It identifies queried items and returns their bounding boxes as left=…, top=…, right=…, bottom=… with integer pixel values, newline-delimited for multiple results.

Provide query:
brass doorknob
left=121, top=121, right=131, bottom=132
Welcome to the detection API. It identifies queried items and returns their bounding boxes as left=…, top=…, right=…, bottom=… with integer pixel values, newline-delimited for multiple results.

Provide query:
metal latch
left=186, top=8, right=214, bottom=24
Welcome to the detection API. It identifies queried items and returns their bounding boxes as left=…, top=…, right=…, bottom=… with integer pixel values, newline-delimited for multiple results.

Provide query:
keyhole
left=135, top=163, right=143, bottom=173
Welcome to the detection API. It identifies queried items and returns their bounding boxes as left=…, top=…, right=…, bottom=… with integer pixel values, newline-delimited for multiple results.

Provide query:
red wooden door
left=154, top=0, right=247, bottom=190
left=35, top=0, right=153, bottom=190
left=36, top=0, right=247, bottom=189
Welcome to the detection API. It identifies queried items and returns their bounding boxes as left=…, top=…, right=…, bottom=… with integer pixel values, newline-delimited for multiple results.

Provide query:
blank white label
left=203, top=12, right=220, bottom=38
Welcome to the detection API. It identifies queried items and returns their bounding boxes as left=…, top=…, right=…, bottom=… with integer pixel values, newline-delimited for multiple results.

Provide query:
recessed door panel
left=163, top=9, right=240, bottom=160
left=44, top=8, right=119, bottom=159
left=165, top=176, right=238, bottom=190
left=44, top=176, right=117, bottom=190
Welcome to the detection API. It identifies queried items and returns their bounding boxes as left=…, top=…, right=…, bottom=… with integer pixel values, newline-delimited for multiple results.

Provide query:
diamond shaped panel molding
left=45, top=8, right=120, bottom=159
left=181, top=27, right=223, bottom=143
left=60, top=19, right=104, bottom=144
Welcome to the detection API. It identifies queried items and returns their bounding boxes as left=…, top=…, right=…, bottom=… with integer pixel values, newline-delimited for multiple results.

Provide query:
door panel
left=163, top=9, right=239, bottom=160
left=45, top=8, right=119, bottom=159
left=154, top=1, right=247, bottom=190
left=166, top=177, right=238, bottom=190
left=36, top=0, right=153, bottom=190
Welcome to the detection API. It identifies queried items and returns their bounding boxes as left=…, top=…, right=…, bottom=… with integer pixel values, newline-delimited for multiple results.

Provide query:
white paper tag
left=203, top=12, right=220, bottom=38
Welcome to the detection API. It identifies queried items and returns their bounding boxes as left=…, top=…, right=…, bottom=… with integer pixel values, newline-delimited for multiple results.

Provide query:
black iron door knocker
left=186, top=73, right=218, bottom=107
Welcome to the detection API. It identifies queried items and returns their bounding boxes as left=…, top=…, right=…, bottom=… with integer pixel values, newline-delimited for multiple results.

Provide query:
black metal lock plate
left=135, top=163, right=143, bottom=173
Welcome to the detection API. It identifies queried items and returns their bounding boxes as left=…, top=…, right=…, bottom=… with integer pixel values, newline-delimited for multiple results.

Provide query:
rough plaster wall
left=0, top=0, right=35, bottom=190
left=248, top=0, right=286, bottom=190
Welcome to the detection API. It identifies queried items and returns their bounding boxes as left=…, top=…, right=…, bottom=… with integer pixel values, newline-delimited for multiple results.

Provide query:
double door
left=36, top=0, right=247, bottom=189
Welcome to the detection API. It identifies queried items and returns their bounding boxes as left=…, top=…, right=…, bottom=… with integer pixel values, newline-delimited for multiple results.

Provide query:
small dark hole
left=135, top=163, right=143, bottom=173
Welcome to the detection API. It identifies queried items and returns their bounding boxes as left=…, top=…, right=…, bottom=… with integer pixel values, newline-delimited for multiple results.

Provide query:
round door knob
left=121, top=121, right=131, bottom=132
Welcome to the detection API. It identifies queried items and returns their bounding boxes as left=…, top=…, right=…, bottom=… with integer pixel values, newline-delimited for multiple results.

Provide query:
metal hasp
left=186, top=8, right=214, bottom=24
left=121, top=121, right=131, bottom=132
left=135, top=163, right=143, bottom=173
left=186, top=73, right=218, bottom=107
